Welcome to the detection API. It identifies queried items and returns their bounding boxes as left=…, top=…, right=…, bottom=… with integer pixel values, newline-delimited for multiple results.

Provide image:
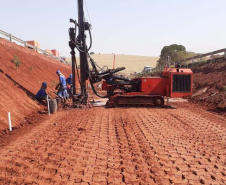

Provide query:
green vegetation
left=156, top=44, right=198, bottom=68
left=12, top=55, right=21, bottom=69
left=90, top=52, right=95, bottom=55
left=29, top=66, right=33, bottom=72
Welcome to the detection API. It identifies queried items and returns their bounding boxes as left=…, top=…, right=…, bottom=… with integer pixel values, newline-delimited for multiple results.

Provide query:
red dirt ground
left=189, top=58, right=226, bottom=117
left=0, top=38, right=76, bottom=131
left=0, top=103, right=225, bottom=184
left=0, top=37, right=226, bottom=184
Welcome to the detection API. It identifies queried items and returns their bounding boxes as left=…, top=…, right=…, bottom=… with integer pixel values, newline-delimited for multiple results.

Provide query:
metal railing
left=179, top=48, right=226, bottom=64
left=150, top=48, right=226, bottom=74
left=0, top=29, right=61, bottom=61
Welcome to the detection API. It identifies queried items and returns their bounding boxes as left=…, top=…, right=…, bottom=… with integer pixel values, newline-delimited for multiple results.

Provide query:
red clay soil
left=0, top=38, right=76, bottom=131
left=0, top=104, right=225, bottom=184
left=188, top=58, right=226, bottom=117
left=1, top=37, right=226, bottom=184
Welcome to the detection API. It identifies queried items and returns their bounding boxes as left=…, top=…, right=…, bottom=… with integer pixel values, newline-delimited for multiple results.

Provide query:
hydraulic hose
left=75, top=24, right=92, bottom=53
left=89, top=76, right=116, bottom=98
left=86, top=27, right=92, bottom=51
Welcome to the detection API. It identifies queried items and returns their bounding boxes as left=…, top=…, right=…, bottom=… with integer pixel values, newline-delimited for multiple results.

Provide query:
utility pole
left=77, top=0, right=89, bottom=104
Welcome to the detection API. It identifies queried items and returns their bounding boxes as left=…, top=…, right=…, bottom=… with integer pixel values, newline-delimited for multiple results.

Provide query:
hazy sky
left=0, top=0, right=225, bottom=57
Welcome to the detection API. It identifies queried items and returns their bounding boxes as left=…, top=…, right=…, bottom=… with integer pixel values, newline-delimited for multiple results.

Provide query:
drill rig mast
left=69, top=0, right=91, bottom=104
left=69, top=0, right=193, bottom=107
left=77, top=0, right=89, bottom=103
left=69, top=0, right=126, bottom=105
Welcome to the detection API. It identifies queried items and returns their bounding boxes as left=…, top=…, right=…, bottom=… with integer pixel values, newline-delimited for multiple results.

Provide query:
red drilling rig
left=102, top=67, right=193, bottom=107
left=68, top=0, right=193, bottom=107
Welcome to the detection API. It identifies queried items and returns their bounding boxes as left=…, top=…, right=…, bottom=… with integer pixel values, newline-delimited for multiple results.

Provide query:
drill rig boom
left=69, top=0, right=193, bottom=107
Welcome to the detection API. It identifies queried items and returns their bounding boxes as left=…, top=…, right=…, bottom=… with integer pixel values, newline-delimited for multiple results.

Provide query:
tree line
left=157, top=44, right=198, bottom=68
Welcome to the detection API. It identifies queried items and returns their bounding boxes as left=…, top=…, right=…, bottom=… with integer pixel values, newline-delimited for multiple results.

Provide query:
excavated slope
left=0, top=38, right=73, bottom=131
left=190, top=58, right=226, bottom=115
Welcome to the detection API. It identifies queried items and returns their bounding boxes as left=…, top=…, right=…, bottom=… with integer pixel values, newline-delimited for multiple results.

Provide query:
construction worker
left=55, top=70, right=69, bottom=101
left=35, top=82, right=47, bottom=102
left=66, top=74, right=73, bottom=95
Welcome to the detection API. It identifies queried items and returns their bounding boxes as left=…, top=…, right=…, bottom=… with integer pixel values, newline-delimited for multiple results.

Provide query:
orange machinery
left=102, top=67, right=193, bottom=107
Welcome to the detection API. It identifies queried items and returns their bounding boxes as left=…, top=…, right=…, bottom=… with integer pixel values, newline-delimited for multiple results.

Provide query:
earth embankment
left=0, top=38, right=73, bottom=131
left=189, top=58, right=226, bottom=116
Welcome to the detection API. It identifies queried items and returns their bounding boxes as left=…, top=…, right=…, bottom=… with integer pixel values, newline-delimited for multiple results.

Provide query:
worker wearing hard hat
left=35, top=82, right=47, bottom=102
left=66, top=74, right=73, bottom=95
left=55, top=70, right=69, bottom=101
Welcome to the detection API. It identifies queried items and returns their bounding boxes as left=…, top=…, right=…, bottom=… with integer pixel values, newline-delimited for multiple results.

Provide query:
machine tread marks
left=0, top=107, right=225, bottom=184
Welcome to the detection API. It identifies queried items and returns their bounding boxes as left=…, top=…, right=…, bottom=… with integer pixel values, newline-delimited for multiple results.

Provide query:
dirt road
left=0, top=103, right=225, bottom=185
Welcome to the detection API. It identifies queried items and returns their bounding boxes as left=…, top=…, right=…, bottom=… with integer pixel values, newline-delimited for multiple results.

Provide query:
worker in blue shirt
left=66, top=74, right=73, bottom=95
left=55, top=70, right=69, bottom=101
left=35, top=82, right=47, bottom=102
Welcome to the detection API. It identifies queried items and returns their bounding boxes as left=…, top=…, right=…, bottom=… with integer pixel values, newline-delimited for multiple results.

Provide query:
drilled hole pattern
left=0, top=105, right=225, bottom=184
